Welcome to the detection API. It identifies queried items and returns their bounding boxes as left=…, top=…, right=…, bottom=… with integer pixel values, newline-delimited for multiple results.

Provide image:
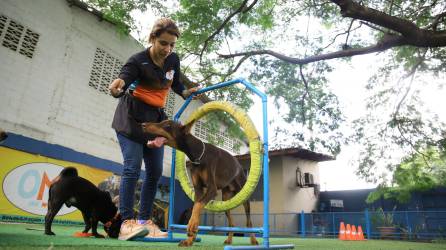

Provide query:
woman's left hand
left=182, top=87, right=202, bottom=100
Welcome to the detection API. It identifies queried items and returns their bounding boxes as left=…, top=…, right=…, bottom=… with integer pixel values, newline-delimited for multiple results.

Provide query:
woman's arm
left=109, top=55, right=140, bottom=98
left=109, top=78, right=125, bottom=97
left=171, top=54, right=200, bottom=99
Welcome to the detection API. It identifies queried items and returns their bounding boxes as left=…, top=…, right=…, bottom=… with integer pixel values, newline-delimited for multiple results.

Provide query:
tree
left=86, top=0, right=446, bottom=185
left=367, top=146, right=446, bottom=203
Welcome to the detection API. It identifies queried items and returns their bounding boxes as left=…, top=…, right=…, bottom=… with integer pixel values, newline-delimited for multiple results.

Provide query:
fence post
left=273, top=213, right=276, bottom=234
left=301, top=210, right=306, bottom=238
left=405, top=211, right=412, bottom=240
left=365, top=208, right=371, bottom=240
left=332, top=212, right=336, bottom=238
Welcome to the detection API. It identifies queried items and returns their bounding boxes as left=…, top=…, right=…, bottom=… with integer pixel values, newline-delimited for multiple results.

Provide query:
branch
left=199, top=0, right=258, bottom=62
left=219, top=34, right=406, bottom=65
left=392, top=49, right=429, bottom=160
left=344, top=19, right=355, bottom=45
left=242, top=0, right=258, bottom=13
left=331, top=0, right=446, bottom=47
left=226, top=55, right=250, bottom=75
left=393, top=49, right=427, bottom=116
left=331, top=0, right=420, bottom=38
left=424, top=11, right=446, bottom=31
left=360, top=21, right=388, bottom=33
left=219, top=0, right=446, bottom=66
left=299, top=65, right=339, bottom=119
left=322, top=22, right=362, bottom=50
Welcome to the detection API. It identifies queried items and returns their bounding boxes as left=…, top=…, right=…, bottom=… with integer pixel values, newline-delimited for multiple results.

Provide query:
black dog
left=0, top=128, right=7, bottom=142
left=45, top=167, right=121, bottom=238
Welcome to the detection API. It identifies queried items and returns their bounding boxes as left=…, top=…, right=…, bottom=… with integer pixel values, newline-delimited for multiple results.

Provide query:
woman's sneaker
left=140, top=219, right=168, bottom=238
left=118, top=220, right=149, bottom=240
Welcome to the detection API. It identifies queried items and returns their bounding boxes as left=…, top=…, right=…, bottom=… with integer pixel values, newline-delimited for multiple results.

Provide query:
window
left=0, top=15, right=39, bottom=59
left=88, top=48, right=123, bottom=95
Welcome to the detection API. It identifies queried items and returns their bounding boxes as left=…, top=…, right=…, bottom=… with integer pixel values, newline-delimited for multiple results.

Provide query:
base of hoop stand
left=224, top=244, right=294, bottom=250
left=132, top=236, right=201, bottom=243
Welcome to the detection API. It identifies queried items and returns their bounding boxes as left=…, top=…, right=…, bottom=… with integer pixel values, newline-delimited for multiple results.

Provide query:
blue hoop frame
left=138, top=78, right=294, bottom=250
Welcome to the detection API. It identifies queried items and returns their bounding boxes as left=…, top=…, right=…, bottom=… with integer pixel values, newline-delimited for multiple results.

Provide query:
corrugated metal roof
left=236, top=147, right=334, bottom=162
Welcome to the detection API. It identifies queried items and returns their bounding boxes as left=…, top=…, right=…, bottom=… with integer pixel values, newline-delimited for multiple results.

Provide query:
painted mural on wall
left=0, top=146, right=112, bottom=221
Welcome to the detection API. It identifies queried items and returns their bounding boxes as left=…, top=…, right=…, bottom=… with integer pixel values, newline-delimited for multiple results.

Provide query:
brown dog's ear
left=183, top=119, right=195, bottom=134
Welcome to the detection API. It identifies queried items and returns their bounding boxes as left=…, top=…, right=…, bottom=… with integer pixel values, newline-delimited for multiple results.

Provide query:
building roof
left=66, top=0, right=126, bottom=27
left=236, top=147, right=334, bottom=162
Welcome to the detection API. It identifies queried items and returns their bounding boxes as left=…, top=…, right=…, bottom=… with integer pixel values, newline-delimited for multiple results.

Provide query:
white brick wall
left=0, top=0, right=142, bottom=165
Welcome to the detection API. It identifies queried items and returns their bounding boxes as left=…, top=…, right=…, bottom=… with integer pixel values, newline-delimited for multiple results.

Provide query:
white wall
left=247, top=155, right=320, bottom=214
left=282, top=156, right=319, bottom=213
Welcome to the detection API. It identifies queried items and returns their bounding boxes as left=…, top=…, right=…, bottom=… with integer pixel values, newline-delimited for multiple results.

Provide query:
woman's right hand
left=109, top=78, right=125, bottom=97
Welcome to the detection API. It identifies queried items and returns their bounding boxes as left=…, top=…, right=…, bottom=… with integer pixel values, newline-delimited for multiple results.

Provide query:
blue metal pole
left=224, top=245, right=294, bottom=250
left=332, top=212, right=335, bottom=238
left=194, top=78, right=242, bottom=95
left=174, top=97, right=193, bottom=121
left=301, top=210, right=306, bottom=238
left=171, top=224, right=263, bottom=233
left=167, top=149, right=177, bottom=239
left=241, top=78, right=266, bottom=98
left=167, top=97, right=191, bottom=239
left=262, top=95, right=270, bottom=248
left=365, top=209, right=371, bottom=240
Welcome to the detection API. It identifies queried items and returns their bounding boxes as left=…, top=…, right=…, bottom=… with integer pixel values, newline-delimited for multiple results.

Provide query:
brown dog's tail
left=60, top=167, right=78, bottom=178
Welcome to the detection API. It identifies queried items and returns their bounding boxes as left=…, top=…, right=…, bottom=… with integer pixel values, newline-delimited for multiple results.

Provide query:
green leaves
left=250, top=57, right=344, bottom=155
left=367, top=146, right=446, bottom=203
left=84, top=0, right=154, bottom=34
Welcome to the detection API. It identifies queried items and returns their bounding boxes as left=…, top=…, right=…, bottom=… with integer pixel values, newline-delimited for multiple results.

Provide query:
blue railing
left=200, top=210, right=446, bottom=241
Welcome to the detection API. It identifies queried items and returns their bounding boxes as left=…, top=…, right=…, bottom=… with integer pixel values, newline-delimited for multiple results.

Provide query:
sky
left=131, top=8, right=446, bottom=192
left=245, top=54, right=379, bottom=191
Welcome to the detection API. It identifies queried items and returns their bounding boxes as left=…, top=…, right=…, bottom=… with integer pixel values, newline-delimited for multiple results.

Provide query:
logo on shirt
left=165, top=70, right=175, bottom=81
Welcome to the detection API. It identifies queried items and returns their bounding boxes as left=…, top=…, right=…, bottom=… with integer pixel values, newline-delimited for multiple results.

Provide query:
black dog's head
left=0, top=129, right=7, bottom=143
left=103, top=213, right=122, bottom=238
left=141, top=120, right=194, bottom=149
left=97, top=191, right=121, bottom=238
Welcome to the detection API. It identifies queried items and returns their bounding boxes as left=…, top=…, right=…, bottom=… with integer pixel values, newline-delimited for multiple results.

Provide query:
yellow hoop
left=176, top=101, right=262, bottom=212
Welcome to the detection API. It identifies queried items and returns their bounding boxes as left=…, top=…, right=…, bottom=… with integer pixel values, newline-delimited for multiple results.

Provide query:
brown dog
left=142, top=120, right=258, bottom=247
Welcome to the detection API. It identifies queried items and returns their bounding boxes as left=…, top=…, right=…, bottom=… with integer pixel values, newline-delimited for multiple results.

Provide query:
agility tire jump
left=175, top=101, right=262, bottom=212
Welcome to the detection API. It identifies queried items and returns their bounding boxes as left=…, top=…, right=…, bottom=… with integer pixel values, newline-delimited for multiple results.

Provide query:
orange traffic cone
left=351, top=225, right=357, bottom=241
left=338, top=222, right=346, bottom=240
left=345, top=224, right=352, bottom=240
left=357, top=225, right=366, bottom=241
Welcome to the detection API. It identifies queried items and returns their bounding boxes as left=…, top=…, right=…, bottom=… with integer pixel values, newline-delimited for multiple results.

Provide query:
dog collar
left=190, top=140, right=205, bottom=165
left=104, top=213, right=120, bottom=228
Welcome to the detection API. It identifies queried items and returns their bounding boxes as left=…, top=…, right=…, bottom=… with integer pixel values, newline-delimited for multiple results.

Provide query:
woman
left=109, top=18, right=199, bottom=241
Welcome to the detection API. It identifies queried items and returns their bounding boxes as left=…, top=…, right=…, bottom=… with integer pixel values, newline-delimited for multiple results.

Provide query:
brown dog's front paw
left=224, top=238, right=232, bottom=245
left=178, top=239, right=193, bottom=247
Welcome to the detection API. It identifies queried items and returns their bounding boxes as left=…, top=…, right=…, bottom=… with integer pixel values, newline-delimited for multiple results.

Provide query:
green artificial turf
left=0, top=222, right=445, bottom=250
